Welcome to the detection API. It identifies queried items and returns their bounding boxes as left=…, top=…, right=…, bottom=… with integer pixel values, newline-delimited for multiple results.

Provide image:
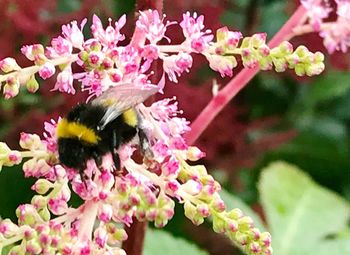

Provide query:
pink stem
left=185, top=5, right=307, bottom=145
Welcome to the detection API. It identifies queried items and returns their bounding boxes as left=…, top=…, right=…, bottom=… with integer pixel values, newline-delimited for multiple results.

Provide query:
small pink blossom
left=301, top=0, right=332, bottom=30
left=180, top=12, right=213, bottom=52
left=98, top=204, right=113, bottom=223
left=336, top=0, right=350, bottom=19
left=21, top=44, right=44, bottom=61
left=0, top=57, right=21, bottom=73
left=52, top=66, right=75, bottom=94
left=91, top=14, right=126, bottom=47
left=38, top=62, right=55, bottom=80
left=62, top=19, right=87, bottom=49
left=161, top=156, right=180, bottom=177
left=43, top=119, right=59, bottom=153
left=136, top=10, right=175, bottom=43
left=206, top=54, right=236, bottom=77
left=46, top=36, right=72, bottom=58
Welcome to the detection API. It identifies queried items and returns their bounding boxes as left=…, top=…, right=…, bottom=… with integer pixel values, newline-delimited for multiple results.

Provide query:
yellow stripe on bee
left=122, top=108, right=138, bottom=127
left=56, top=118, right=100, bottom=144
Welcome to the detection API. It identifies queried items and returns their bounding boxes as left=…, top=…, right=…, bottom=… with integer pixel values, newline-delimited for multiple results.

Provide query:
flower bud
left=279, top=41, right=293, bottom=54
left=32, top=179, right=52, bottom=194
left=112, top=228, right=128, bottom=242
left=250, top=241, right=262, bottom=254
left=25, top=239, right=42, bottom=254
left=184, top=202, right=196, bottom=220
left=238, top=216, right=254, bottom=231
left=227, top=208, right=244, bottom=220
left=9, top=245, right=25, bottom=255
left=38, top=63, right=55, bottom=80
left=19, top=133, right=42, bottom=150
left=94, top=227, right=108, bottom=248
left=38, top=207, right=51, bottom=221
left=186, top=146, right=205, bottom=161
left=234, top=231, right=248, bottom=245
left=260, top=232, right=271, bottom=247
left=26, top=76, right=39, bottom=93
left=251, top=33, right=267, bottom=47
left=212, top=215, right=226, bottom=233
left=98, top=204, right=113, bottom=223
left=197, top=203, right=210, bottom=217
left=3, top=81, right=19, bottom=99
left=182, top=180, right=202, bottom=196
left=0, top=219, right=19, bottom=237
left=226, top=219, right=238, bottom=233
left=31, top=195, right=48, bottom=209
left=0, top=57, right=21, bottom=73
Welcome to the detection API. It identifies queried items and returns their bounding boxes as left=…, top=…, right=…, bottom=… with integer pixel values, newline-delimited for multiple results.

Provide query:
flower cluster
left=0, top=9, right=325, bottom=255
left=298, top=0, right=350, bottom=53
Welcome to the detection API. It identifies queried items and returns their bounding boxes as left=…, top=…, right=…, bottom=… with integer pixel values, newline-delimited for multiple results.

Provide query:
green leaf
left=308, top=72, right=350, bottom=105
left=219, top=189, right=267, bottom=232
left=259, top=161, right=350, bottom=255
left=259, top=1, right=288, bottom=37
left=57, top=0, right=81, bottom=13
left=144, top=229, right=209, bottom=255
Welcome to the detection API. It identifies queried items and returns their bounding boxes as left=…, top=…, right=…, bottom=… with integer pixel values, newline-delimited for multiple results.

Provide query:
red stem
left=185, top=5, right=307, bottom=145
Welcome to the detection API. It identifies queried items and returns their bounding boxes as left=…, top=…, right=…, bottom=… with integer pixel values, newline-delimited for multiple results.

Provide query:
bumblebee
left=56, top=84, right=157, bottom=179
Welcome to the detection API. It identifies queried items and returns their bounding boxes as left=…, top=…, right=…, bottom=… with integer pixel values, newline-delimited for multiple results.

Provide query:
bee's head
left=67, top=103, right=89, bottom=122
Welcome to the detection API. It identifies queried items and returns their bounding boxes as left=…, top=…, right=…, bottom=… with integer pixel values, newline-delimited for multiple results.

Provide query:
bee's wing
left=92, top=84, right=158, bottom=129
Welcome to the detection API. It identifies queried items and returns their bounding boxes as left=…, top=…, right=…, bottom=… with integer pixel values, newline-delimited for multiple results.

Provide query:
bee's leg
left=78, top=167, right=88, bottom=189
left=138, top=128, right=153, bottom=158
left=111, top=130, right=121, bottom=176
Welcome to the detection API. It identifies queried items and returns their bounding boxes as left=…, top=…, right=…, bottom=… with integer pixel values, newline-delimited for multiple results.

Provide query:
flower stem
left=77, top=200, right=99, bottom=241
left=185, top=5, right=307, bottom=145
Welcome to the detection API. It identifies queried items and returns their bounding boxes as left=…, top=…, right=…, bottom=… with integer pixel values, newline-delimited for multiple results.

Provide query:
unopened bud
left=0, top=57, right=21, bottom=73
left=26, top=76, right=39, bottom=93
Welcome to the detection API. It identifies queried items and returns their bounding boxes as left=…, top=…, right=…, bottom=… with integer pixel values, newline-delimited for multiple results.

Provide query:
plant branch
left=185, top=5, right=307, bottom=145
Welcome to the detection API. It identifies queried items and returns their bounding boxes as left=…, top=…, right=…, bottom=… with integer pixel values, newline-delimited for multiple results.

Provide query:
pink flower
left=301, top=0, right=332, bottom=30
left=38, top=63, right=55, bottom=80
left=136, top=10, right=175, bottom=44
left=206, top=54, right=236, bottom=77
left=52, top=66, right=75, bottom=94
left=162, top=53, right=193, bottom=82
left=46, top=36, right=72, bottom=58
left=336, top=0, right=350, bottom=19
left=62, top=19, right=87, bottom=49
left=91, top=14, right=126, bottom=47
left=180, top=12, right=213, bottom=52
left=43, top=119, right=59, bottom=153
left=0, top=57, right=21, bottom=73
left=162, top=156, right=180, bottom=177
left=21, top=44, right=44, bottom=61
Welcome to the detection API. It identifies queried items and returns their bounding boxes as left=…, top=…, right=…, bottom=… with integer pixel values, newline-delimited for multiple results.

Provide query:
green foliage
left=0, top=165, right=35, bottom=221
left=259, top=1, right=288, bottom=37
left=57, top=0, right=81, bottom=13
left=144, top=229, right=209, bottom=255
left=259, top=161, right=350, bottom=255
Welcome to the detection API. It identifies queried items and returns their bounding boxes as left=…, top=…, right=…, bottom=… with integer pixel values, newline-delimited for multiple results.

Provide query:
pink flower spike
left=52, top=66, right=75, bottom=94
left=62, top=19, right=86, bottom=49
left=38, top=63, right=55, bottom=80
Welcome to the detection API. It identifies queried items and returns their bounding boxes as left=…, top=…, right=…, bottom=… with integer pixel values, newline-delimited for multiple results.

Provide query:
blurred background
left=1, top=0, right=350, bottom=255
